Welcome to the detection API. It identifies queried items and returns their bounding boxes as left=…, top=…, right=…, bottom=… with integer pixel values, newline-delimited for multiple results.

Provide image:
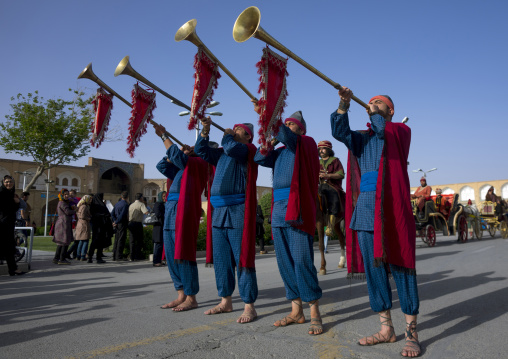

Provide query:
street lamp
left=178, top=101, right=223, bottom=140
left=15, top=170, right=34, bottom=190
left=412, top=168, right=437, bottom=178
left=44, top=174, right=55, bottom=237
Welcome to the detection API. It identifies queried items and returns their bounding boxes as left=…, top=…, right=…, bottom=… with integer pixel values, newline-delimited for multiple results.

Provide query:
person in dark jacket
left=256, top=204, right=267, bottom=254
left=152, top=191, right=166, bottom=266
left=111, top=191, right=129, bottom=261
left=52, top=189, right=76, bottom=265
left=88, top=193, right=113, bottom=263
left=0, top=175, right=25, bottom=276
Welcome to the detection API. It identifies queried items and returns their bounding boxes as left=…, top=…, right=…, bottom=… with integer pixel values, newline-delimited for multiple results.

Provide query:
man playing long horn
left=154, top=123, right=209, bottom=312
left=331, top=88, right=421, bottom=357
left=254, top=109, right=323, bottom=336
left=195, top=117, right=259, bottom=324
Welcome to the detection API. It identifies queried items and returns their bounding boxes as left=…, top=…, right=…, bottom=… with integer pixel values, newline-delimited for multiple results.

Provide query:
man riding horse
left=316, top=140, right=346, bottom=273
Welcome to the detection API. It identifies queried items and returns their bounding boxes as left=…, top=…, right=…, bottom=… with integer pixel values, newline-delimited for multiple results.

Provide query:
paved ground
left=1, top=232, right=507, bottom=359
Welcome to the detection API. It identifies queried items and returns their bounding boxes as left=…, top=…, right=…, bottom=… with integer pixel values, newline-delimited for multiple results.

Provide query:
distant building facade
left=410, top=179, right=508, bottom=204
left=0, top=157, right=274, bottom=228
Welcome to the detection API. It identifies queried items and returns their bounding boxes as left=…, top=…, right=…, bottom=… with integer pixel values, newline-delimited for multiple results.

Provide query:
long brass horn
left=78, top=63, right=184, bottom=146
left=114, top=56, right=190, bottom=110
left=78, top=63, right=131, bottom=107
left=114, top=56, right=225, bottom=132
left=233, top=6, right=369, bottom=109
left=175, top=19, right=257, bottom=101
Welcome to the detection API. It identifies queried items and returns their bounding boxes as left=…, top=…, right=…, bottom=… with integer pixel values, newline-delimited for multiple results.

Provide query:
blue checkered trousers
left=157, top=145, right=199, bottom=295
left=195, top=134, right=258, bottom=303
left=254, top=125, right=322, bottom=302
left=331, top=110, right=419, bottom=315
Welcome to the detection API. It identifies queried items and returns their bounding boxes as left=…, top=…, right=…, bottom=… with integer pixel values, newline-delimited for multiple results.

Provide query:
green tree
left=0, top=90, right=93, bottom=191
left=259, top=191, right=272, bottom=218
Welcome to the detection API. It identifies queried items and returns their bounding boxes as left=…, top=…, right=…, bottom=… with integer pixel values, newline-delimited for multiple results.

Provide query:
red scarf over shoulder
left=205, top=144, right=258, bottom=271
left=286, top=136, right=320, bottom=235
left=346, top=122, right=416, bottom=277
left=174, top=157, right=209, bottom=263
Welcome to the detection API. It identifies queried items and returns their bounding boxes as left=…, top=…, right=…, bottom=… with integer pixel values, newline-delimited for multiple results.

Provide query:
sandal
left=274, top=300, right=305, bottom=327
left=358, top=311, right=396, bottom=346
left=308, top=318, right=323, bottom=335
left=401, top=320, right=421, bottom=357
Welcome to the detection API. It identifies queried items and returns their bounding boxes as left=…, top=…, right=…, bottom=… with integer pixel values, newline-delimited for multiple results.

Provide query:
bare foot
left=161, top=297, right=186, bottom=309
left=173, top=296, right=198, bottom=312
left=204, top=299, right=233, bottom=315
left=237, top=304, right=257, bottom=324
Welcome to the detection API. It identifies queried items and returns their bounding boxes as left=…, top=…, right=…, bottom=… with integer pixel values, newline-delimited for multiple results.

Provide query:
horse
left=316, top=183, right=346, bottom=275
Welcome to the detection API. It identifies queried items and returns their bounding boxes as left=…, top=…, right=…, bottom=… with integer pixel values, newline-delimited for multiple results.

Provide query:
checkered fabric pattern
left=195, top=135, right=248, bottom=228
left=212, top=227, right=258, bottom=303
left=272, top=227, right=322, bottom=302
left=254, top=125, right=299, bottom=227
left=357, top=230, right=419, bottom=315
left=157, top=145, right=189, bottom=231
left=163, top=229, right=199, bottom=295
left=331, top=111, right=386, bottom=231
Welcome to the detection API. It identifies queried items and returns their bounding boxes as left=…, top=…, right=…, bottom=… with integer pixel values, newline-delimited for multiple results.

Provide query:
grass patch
left=30, top=236, right=58, bottom=251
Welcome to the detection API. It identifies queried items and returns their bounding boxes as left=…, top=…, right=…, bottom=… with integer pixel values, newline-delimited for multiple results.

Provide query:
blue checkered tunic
left=156, top=145, right=188, bottom=231
left=195, top=134, right=247, bottom=228
left=330, top=112, right=385, bottom=231
left=331, top=110, right=419, bottom=314
left=156, top=145, right=199, bottom=296
left=195, top=134, right=258, bottom=303
left=254, top=125, right=322, bottom=302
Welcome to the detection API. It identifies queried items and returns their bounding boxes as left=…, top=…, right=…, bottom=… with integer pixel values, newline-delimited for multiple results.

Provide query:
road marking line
left=471, top=246, right=494, bottom=253
left=65, top=302, right=352, bottom=359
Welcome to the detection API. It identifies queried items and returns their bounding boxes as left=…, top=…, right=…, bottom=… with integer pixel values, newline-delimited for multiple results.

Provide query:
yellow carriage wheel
left=500, top=221, right=508, bottom=239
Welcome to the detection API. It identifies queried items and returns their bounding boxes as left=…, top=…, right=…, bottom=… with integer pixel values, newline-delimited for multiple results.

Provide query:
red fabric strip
left=127, top=83, right=156, bottom=158
left=189, top=48, right=220, bottom=131
left=285, top=136, right=319, bottom=235
left=174, top=157, right=209, bottom=263
left=239, top=144, right=259, bottom=270
left=256, top=46, right=289, bottom=155
left=90, top=88, right=113, bottom=148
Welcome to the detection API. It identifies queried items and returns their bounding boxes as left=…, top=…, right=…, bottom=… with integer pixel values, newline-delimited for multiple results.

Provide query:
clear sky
left=1, top=0, right=507, bottom=188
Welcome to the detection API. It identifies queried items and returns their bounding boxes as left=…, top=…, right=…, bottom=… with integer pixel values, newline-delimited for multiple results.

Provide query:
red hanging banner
left=90, top=88, right=113, bottom=148
left=188, top=47, right=221, bottom=131
left=126, top=83, right=156, bottom=158
left=256, top=46, right=289, bottom=154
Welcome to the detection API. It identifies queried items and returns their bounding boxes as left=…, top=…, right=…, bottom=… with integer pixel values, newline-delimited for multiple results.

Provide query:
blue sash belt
left=167, top=193, right=180, bottom=202
left=273, top=187, right=291, bottom=202
left=210, top=193, right=245, bottom=208
left=360, top=171, right=378, bottom=192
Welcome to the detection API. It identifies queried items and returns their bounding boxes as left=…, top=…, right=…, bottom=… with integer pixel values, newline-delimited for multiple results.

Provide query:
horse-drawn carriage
left=411, top=194, right=468, bottom=246
left=477, top=201, right=508, bottom=239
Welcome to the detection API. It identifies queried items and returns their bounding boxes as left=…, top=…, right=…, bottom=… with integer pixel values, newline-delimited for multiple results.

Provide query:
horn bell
left=233, top=6, right=261, bottom=43
left=114, top=55, right=135, bottom=77
left=175, top=19, right=201, bottom=47
left=77, top=62, right=98, bottom=81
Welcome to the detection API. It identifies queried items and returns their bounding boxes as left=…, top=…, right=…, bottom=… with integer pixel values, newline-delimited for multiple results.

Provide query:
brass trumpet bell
left=233, top=6, right=368, bottom=109
left=114, top=55, right=190, bottom=110
left=175, top=19, right=257, bottom=101
left=78, top=63, right=99, bottom=82
left=174, top=19, right=198, bottom=45
left=77, top=62, right=131, bottom=107
left=232, top=6, right=261, bottom=43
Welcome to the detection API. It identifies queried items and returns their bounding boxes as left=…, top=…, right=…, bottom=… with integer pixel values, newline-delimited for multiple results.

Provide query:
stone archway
left=98, top=167, right=131, bottom=202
